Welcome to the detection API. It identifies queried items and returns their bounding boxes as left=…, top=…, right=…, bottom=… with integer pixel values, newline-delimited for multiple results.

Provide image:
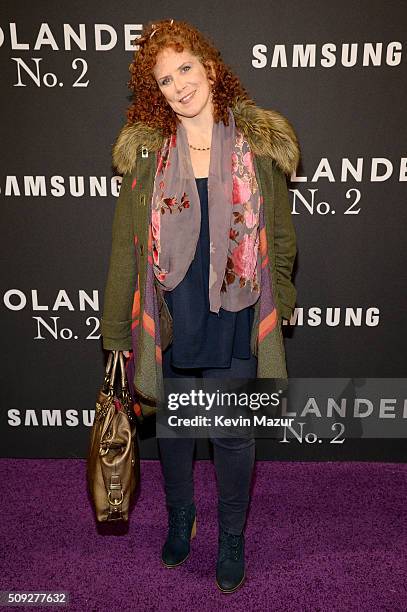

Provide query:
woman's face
left=153, top=47, right=214, bottom=120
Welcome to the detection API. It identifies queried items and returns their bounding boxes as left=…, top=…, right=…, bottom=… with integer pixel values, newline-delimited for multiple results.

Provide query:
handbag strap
left=118, top=352, right=128, bottom=392
left=102, top=350, right=120, bottom=395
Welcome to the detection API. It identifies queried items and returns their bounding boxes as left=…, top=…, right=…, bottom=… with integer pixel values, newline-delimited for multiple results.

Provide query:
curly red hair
left=126, top=19, right=248, bottom=136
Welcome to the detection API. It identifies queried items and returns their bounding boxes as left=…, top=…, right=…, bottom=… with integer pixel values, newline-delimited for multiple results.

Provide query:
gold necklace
left=188, top=143, right=211, bottom=151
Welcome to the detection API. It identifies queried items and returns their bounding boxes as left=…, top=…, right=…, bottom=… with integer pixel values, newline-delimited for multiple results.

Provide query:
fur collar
left=113, top=97, right=300, bottom=176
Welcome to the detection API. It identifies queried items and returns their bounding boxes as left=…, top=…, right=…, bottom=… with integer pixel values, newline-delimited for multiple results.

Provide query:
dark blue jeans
left=158, top=345, right=257, bottom=535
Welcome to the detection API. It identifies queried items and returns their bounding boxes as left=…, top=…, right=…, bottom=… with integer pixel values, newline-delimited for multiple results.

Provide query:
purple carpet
left=1, top=459, right=406, bottom=611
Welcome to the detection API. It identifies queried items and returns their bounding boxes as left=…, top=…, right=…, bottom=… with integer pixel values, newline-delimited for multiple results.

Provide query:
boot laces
left=168, top=507, right=191, bottom=539
left=219, top=531, right=242, bottom=562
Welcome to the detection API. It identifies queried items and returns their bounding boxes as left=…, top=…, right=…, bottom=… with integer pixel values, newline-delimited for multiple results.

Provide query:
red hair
left=126, top=19, right=248, bottom=136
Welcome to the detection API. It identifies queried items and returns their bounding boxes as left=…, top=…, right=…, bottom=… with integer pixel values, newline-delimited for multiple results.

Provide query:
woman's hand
left=122, top=350, right=130, bottom=358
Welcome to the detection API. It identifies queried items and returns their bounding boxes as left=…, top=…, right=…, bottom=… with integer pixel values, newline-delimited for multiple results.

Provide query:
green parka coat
left=101, top=99, right=300, bottom=412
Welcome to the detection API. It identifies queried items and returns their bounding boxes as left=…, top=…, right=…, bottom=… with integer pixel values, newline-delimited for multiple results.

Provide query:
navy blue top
left=163, top=177, right=254, bottom=368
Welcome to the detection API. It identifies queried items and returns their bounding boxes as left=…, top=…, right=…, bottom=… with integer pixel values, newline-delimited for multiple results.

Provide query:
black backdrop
left=1, top=0, right=406, bottom=460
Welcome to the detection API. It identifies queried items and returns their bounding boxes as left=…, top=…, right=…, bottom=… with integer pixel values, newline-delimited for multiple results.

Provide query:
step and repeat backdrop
left=1, top=0, right=406, bottom=460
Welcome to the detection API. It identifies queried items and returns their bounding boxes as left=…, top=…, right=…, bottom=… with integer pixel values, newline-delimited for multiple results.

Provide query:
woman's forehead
left=154, top=47, right=196, bottom=73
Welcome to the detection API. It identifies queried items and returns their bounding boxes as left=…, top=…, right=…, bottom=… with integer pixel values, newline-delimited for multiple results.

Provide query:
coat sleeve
left=272, top=163, right=297, bottom=320
left=100, top=172, right=137, bottom=350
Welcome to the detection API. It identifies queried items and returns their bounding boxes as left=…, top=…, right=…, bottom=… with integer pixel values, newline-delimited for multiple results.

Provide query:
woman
left=101, top=19, right=299, bottom=593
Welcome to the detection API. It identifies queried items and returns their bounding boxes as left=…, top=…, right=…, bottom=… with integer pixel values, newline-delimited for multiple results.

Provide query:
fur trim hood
left=113, top=98, right=300, bottom=176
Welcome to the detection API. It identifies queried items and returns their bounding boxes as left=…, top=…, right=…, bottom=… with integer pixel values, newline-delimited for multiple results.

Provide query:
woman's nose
left=173, top=75, right=185, bottom=94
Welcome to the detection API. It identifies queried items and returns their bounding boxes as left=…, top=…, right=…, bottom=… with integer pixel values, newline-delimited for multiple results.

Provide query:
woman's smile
left=179, top=90, right=196, bottom=104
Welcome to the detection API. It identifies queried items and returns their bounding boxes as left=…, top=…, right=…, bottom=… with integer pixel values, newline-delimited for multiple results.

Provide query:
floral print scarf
left=151, top=109, right=261, bottom=314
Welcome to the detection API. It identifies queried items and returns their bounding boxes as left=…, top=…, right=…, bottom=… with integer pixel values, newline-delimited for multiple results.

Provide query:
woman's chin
left=176, top=106, right=202, bottom=119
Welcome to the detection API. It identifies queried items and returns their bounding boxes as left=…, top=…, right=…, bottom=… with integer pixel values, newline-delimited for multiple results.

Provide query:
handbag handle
left=102, top=350, right=120, bottom=395
left=102, top=351, right=134, bottom=423
left=117, top=352, right=134, bottom=421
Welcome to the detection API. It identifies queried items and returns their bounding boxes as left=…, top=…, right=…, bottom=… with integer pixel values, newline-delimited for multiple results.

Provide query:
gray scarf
left=150, top=109, right=261, bottom=313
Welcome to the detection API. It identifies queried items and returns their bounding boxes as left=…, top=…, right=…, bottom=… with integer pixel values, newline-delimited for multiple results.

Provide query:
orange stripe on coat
left=156, top=345, right=162, bottom=364
left=132, top=284, right=140, bottom=320
left=147, top=224, right=152, bottom=252
left=142, top=311, right=155, bottom=338
left=258, top=309, right=277, bottom=342
left=259, top=227, right=267, bottom=257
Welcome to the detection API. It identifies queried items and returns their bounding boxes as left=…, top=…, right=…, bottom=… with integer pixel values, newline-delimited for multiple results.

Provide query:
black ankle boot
left=216, top=528, right=245, bottom=593
left=161, top=503, right=197, bottom=568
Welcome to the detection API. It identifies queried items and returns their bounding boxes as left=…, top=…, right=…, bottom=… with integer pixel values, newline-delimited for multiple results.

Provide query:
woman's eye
left=159, top=65, right=190, bottom=86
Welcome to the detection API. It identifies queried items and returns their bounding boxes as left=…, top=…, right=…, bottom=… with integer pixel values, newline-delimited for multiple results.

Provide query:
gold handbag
left=87, top=350, right=140, bottom=522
